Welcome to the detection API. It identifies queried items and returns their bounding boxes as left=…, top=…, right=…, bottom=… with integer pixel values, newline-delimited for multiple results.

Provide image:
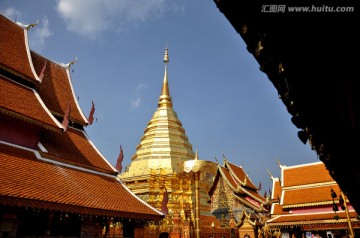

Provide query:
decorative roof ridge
left=266, top=218, right=354, bottom=227
left=218, top=166, right=238, bottom=192
left=218, top=161, right=266, bottom=204
left=224, top=158, right=247, bottom=186
left=283, top=161, right=324, bottom=170
left=282, top=201, right=334, bottom=208
left=235, top=204, right=258, bottom=227
left=281, top=181, right=337, bottom=191
left=224, top=156, right=259, bottom=190
left=233, top=193, right=266, bottom=213
left=234, top=184, right=267, bottom=205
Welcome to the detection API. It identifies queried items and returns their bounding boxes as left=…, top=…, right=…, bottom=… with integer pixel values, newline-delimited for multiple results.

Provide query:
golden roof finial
left=163, top=47, right=169, bottom=63
left=267, top=169, right=274, bottom=179
left=194, top=149, right=198, bottom=160
left=158, top=47, right=173, bottom=108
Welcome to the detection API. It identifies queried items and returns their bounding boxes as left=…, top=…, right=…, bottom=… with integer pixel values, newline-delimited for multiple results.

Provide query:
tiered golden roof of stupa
left=120, top=48, right=195, bottom=179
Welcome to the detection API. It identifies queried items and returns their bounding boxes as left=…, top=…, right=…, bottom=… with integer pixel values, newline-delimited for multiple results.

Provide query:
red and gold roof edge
left=282, top=201, right=334, bottom=209
left=0, top=195, right=163, bottom=220
left=219, top=164, right=266, bottom=205
left=233, top=193, right=266, bottom=212
left=225, top=160, right=258, bottom=190
left=267, top=218, right=360, bottom=228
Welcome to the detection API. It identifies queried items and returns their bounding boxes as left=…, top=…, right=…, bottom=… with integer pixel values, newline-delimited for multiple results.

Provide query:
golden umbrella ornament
left=176, top=150, right=217, bottom=238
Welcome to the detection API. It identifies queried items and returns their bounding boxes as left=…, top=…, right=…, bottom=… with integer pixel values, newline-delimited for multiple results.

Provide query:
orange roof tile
left=225, top=160, right=258, bottom=190
left=282, top=184, right=341, bottom=208
left=219, top=166, right=238, bottom=190
left=0, top=143, right=164, bottom=220
left=31, top=51, right=88, bottom=126
left=0, top=14, right=39, bottom=82
left=39, top=127, right=116, bottom=174
left=282, top=162, right=333, bottom=187
left=0, top=76, right=62, bottom=131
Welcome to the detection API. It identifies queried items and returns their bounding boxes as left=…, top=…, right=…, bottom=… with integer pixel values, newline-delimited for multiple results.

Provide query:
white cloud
left=29, top=16, right=53, bottom=52
left=3, top=7, right=21, bottom=20
left=135, top=83, right=146, bottom=93
left=56, top=0, right=168, bottom=39
left=131, top=97, right=141, bottom=109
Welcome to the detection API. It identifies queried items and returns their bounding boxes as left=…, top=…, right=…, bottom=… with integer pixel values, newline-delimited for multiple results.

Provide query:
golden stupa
left=119, top=48, right=217, bottom=232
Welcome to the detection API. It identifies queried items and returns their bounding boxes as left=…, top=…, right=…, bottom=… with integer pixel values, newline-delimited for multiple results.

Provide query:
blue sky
left=1, top=0, right=318, bottom=193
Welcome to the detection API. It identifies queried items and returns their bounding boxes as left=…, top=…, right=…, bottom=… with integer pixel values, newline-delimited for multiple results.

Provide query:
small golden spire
left=158, top=47, right=173, bottom=108
left=163, top=47, right=169, bottom=63
left=194, top=149, right=198, bottom=160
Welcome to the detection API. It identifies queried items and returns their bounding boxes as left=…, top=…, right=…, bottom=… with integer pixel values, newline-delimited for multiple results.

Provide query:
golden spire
left=158, top=47, right=173, bottom=108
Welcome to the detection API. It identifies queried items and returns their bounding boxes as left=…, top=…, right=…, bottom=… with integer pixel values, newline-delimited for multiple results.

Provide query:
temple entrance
left=159, top=231, right=169, bottom=238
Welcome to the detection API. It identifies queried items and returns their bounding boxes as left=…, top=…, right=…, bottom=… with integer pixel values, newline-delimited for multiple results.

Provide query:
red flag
left=39, top=60, right=47, bottom=82
left=161, top=187, right=169, bottom=215
left=88, top=101, right=95, bottom=125
left=62, top=101, right=71, bottom=131
left=116, top=145, right=124, bottom=173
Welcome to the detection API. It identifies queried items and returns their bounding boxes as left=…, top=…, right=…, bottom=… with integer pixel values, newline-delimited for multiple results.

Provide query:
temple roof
left=0, top=143, right=163, bottom=220
left=31, top=51, right=89, bottom=126
left=0, top=13, right=164, bottom=221
left=0, top=75, right=63, bottom=131
left=209, top=158, right=267, bottom=212
left=121, top=48, right=195, bottom=178
left=0, top=14, right=40, bottom=83
left=267, top=162, right=358, bottom=227
left=212, top=0, right=359, bottom=214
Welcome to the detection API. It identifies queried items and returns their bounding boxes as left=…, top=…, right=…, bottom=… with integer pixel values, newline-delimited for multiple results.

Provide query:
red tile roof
left=0, top=76, right=62, bottom=131
left=39, top=127, right=116, bottom=174
left=282, top=184, right=341, bottom=208
left=211, top=161, right=267, bottom=212
left=31, top=51, right=88, bottom=125
left=282, top=162, right=334, bottom=187
left=0, top=12, right=164, bottom=221
left=268, top=162, right=358, bottom=228
left=0, top=143, right=164, bottom=220
left=0, top=14, right=39, bottom=82
left=225, top=160, right=258, bottom=190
